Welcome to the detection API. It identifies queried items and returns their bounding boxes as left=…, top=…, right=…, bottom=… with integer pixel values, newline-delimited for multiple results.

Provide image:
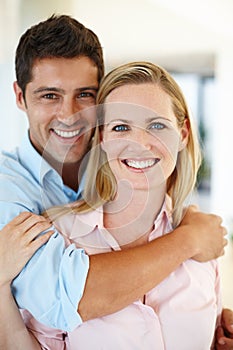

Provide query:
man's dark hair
left=15, top=14, right=104, bottom=96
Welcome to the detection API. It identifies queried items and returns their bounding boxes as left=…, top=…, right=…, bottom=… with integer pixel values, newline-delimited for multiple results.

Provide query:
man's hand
left=215, top=308, right=233, bottom=349
left=180, top=205, right=227, bottom=262
left=0, top=212, right=54, bottom=287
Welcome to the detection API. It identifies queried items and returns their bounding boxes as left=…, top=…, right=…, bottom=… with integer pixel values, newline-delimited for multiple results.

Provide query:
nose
left=131, top=127, right=152, bottom=151
left=57, top=98, right=81, bottom=125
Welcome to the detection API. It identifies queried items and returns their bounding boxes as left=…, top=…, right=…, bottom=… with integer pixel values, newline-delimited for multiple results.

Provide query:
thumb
left=182, top=204, right=199, bottom=217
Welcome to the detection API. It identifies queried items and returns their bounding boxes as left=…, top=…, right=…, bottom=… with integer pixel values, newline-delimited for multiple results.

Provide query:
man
left=0, top=14, right=231, bottom=349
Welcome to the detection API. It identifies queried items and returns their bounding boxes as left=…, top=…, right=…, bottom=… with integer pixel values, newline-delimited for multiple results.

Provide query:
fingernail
left=218, top=338, right=225, bottom=345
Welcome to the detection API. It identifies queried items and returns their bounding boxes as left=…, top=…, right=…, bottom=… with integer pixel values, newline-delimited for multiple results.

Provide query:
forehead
left=104, top=83, right=174, bottom=120
left=29, top=56, right=99, bottom=88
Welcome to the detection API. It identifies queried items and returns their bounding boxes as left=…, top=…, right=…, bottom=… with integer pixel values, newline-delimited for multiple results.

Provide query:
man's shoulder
left=0, top=147, right=19, bottom=162
left=0, top=147, right=33, bottom=181
left=0, top=149, right=43, bottom=226
left=0, top=146, right=42, bottom=196
left=1, top=146, right=22, bottom=168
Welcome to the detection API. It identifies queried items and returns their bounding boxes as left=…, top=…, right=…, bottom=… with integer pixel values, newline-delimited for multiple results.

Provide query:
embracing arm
left=0, top=213, right=53, bottom=350
left=0, top=285, right=42, bottom=350
left=79, top=205, right=227, bottom=320
left=4, top=206, right=227, bottom=333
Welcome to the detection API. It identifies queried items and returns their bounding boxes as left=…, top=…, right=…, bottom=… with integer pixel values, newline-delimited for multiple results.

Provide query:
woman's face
left=101, top=83, right=189, bottom=191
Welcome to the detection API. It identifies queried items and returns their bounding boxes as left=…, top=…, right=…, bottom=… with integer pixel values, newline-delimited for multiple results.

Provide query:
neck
left=30, top=136, right=82, bottom=191
left=104, top=183, right=166, bottom=247
left=45, top=155, right=81, bottom=191
left=61, top=162, right=81, bottom=191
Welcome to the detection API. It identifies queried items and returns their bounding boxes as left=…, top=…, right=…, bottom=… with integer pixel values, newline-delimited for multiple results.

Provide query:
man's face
left=14, top=56, right=99, bottom=167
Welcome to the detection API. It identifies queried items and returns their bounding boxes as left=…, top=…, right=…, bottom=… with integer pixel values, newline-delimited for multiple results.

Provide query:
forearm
left=0, top=284, right=41, bottom=350
left=79, top=225, right=196, bottom=320
left=11, top=206, right=225, bottom=331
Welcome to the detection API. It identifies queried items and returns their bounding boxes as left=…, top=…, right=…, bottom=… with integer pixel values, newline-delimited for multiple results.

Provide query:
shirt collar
left=69, top=194, right=173, bottom=240
left=18, top=132, right=60, bottom=186
left=69, top=208, right=104, bottom=239
left=153, top=195, right=173, bottom=229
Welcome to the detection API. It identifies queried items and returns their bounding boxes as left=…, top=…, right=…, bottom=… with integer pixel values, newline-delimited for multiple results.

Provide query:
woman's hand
left=0, top=212, right=54, bottom=287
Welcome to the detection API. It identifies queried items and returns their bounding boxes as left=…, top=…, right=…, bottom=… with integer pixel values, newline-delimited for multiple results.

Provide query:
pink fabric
left=22, top=200, right=221, bottom=350
left=21, top=309, right=67, bottom=350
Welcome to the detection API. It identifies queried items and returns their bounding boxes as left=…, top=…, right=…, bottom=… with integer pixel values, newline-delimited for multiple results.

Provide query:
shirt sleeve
left=21, top=309, right=67, bottom=350
left=11, top=231, right=89, bottom=332
left=215, top=260, right=223, bottom=324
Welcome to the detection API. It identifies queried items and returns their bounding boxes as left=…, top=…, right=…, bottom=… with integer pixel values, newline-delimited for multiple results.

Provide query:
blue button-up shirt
left=0, top=133, right=89, bottom=330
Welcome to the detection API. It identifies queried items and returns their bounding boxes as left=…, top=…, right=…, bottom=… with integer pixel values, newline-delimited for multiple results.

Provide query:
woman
left=11, top=61, right=222, bottom=349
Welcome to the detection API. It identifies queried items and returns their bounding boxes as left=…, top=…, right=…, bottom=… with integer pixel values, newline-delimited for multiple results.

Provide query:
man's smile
left=53, top=128, right=82, bottom=139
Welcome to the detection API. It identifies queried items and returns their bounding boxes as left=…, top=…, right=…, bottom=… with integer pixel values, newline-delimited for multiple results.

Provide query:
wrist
left=173, top=225, right=199, bottom=259
left=0, top=280, right=12, bottom=294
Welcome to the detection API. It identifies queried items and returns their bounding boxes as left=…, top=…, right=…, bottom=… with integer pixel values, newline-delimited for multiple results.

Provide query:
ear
left=13, top=81, right=27, bottom=111
left=100, top=130, right=106, bottom=151
left=178, top=118, right=189, bottom=151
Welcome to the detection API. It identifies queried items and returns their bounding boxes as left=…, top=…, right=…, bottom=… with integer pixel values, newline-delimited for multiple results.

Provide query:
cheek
left=101, top=138, right=127, bottom=161
left=82, top=106, right=97, bottom=127
left=101, top=141, right=119, bottom=160
left=27, top=107, right=53, bottom=126
left=153, top=131, right=180, bottom=158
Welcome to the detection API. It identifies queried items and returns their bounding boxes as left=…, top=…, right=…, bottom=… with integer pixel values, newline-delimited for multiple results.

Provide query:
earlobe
left=99, top=130, right=106, bottom=151
left=13, top=81, right=27, bottom=111
left=178, top=137, right=188, bottom=151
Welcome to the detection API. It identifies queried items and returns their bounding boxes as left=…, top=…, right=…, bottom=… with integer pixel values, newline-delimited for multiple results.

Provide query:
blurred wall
left=1, top=0, right=233, bottom=225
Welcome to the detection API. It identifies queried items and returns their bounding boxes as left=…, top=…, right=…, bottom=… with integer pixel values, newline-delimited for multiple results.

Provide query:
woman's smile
left=122, top=158, right=160, bottom=171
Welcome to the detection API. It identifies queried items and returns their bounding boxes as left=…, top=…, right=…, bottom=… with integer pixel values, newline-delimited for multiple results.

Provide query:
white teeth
left=54, top=129, right=81, bottom=138
left=125, top=159, right=156, bottom=169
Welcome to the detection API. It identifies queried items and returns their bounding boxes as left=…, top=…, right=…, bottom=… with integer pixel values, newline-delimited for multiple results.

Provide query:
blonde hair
left=45, top=62, right=201, bottom=227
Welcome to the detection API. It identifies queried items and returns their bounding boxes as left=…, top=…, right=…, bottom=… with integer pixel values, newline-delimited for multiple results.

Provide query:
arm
left=0, top=285, right=42, bottom=350
left=0, top=213, right=54, bottom=350
left=79, top=205, right=227, bottom=321
left=11, top=205, right=227, bottom=332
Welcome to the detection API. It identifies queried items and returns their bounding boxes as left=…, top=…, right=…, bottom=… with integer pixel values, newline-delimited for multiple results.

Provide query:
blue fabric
left=12, top=232, right=89, bottom=332
left=0, top=133, right=82, bottom=226
left=0, top=133, right=89, bottom=330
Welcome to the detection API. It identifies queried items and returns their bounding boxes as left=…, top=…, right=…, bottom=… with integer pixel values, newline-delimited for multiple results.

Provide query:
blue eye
left=150, top=122, right=165, bottom=130
left=112, top=124, right=129, bottom=132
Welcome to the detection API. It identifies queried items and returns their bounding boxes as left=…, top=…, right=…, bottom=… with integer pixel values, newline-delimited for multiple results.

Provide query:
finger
left=0, top=213, right=37, bottom=239
left=220, top=239, right=228, bottom=257
left=223, top=227, right=228, bottom=237
left=219, top=249, right=225, bottom=258
left=23, top=222, right=54, bottom=244
left=18, top=214, right=48, bottom=234
left=186, top=204, right=199, bottom=212
left=29, top=230, right=55, bottom=253
left=3, top=212, right=33, bottom=231
left=209, top=213, right=223, bottom=225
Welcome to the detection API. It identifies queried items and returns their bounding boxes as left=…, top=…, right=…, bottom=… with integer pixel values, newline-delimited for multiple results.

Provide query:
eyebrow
left=106, top=116, right=171, bottom=126
left=33, top=86, right=98, bottom=95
